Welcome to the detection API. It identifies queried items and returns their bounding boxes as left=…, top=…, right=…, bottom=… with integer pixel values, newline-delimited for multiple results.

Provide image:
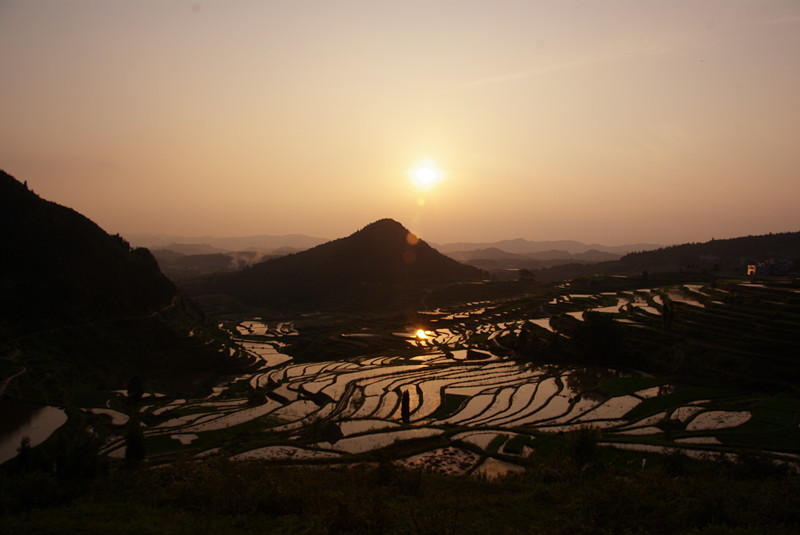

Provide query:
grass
left=597, top=375, right=667, bottom=397
left=428, top=393, right=468, bottom=420
left=486, top=433, right=507, bottom=453
left=624, top=387, right=734, bottom=421
left=502, top=434, right=533, bottom=455
left=712, top=394, right=800, bottom=451
left=4, top=455, right=800, bottom=535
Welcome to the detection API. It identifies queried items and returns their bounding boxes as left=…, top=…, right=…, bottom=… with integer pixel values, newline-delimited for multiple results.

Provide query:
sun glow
left=415, top=329, right=428, bottom=339
left=409, top=160, right=444, bottom=191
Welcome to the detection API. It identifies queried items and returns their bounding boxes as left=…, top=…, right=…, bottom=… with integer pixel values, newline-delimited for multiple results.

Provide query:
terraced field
left=86, top=279, right=800, bottom=476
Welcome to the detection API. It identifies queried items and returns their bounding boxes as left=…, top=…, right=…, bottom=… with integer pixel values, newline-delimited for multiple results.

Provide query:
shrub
left=566, top=426, right=600, bottom=467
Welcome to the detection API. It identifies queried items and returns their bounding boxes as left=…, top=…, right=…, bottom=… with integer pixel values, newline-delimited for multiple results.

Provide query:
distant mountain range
left=131, top=234, right=328, bottom=281
left=150, top=249, right=290, bottom=281
left=128, top=233, right=327, bottom=254
left=444, top=247, right=624, bottom=273
left=133, top=233, right=661, bottom=281
left=182, top=219, right=482, bottom=310
left=436, top=239, right=661, bottom=275
left=131, top=232, right=658, bottom=258
left=435, top=238, right=661, bottom=256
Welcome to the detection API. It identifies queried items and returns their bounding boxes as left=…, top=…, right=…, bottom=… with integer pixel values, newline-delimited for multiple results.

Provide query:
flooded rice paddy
left=6, top=282, right=797, bottom=473
left=0, top=400, right=67, bottom=464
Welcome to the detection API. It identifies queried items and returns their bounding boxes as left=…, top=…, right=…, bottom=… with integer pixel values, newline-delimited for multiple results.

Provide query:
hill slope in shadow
left=534, top=231, right=800, bottom=281
left=1, top=171, right=175, bottom=334
left=0, top=170, right=236, bottom=398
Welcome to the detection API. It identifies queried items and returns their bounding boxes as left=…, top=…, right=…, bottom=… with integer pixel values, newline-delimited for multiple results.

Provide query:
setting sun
left=410, top=160, right=444, bottom=191
left=415, top=329, right=428, bottom=339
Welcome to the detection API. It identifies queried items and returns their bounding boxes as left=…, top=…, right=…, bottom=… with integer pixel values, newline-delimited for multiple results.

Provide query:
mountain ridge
left=128, top=233, right=327, bottom=254
left=436, top=238, right=661, bottom=256
left=182, top=218, right=483, bottom=310
left=129, top=233, right=660, bottom=258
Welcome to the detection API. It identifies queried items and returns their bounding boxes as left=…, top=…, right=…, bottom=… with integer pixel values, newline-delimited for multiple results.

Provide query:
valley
left=19, top=276, right=797, bottom=475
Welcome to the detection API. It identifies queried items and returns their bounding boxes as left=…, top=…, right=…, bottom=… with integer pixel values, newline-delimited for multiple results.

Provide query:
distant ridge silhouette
left=184, top=218, right=482, bottom=309
left=437, top=238, right=661, bottom=256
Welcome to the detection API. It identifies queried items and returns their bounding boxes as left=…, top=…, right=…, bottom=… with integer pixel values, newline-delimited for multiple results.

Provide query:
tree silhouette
left=127, top=376, right=144, bottom=405
left=125, top=419, right=145, bottom=468
left=401, top=390, right=410, bottom=424
left=16, top=436, right=32, bottom=471
left=662, top=299, right=675, bottom=333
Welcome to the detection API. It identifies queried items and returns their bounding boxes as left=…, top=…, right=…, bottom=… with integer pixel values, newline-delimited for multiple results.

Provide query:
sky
left=1, top=1, right=799, bottom=246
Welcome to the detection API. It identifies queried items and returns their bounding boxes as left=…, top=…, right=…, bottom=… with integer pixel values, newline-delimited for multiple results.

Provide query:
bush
left=566, top=426, right=600, bottom=467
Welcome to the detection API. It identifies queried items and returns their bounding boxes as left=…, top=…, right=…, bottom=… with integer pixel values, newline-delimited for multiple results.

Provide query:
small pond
left=0, top=398, right=67, bottom=464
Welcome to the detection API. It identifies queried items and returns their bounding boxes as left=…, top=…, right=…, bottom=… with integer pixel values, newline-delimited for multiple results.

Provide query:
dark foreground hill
left=183, top=219, right=483, bottom=310
left=0, top=171, right=175, bottom=333
left=0, top=171, right=237, bottom=399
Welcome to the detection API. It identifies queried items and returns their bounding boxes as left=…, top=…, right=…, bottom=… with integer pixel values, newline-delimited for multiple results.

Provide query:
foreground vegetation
left=3, top=444, right=799, bottom=534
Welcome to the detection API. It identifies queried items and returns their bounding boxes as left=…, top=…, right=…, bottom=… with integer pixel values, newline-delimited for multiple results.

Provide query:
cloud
left=759, top=13, right=800, bottom=26
left=458, top=41, right=678, bottom=89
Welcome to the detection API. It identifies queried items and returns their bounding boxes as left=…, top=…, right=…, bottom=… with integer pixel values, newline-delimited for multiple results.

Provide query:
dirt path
left=0, top=349, right=25, bottom=396
left=146, top=294, right=177, bottom=318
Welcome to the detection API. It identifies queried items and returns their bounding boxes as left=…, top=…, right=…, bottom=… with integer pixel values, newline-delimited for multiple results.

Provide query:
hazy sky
left=2, top=1, right=799, bottom=245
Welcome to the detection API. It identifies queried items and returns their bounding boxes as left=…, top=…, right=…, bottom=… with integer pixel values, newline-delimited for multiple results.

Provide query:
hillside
left=618, top=232, right=800, bottom=273
left=0, top=171, right=176, bottom=333
left=533, top=231, right=800, bottom=281
left=183, top=218, right=482, bottom=310
left=0, top=170, right=237, bottom=399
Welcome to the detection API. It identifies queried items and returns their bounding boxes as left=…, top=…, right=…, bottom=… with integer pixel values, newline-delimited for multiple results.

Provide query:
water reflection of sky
left=0, top=400, right=67, bottom=464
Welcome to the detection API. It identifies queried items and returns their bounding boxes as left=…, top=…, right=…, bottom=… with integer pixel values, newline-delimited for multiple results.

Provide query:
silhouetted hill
left=184, top=219, right=482, bottom=309
left=0, top=171, right=175, bottom=333
left=534, top=231, right=800, bottom=280
left=0, top=170, right=237, bottom=398
left=618, top=232, right=800, bottom=272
